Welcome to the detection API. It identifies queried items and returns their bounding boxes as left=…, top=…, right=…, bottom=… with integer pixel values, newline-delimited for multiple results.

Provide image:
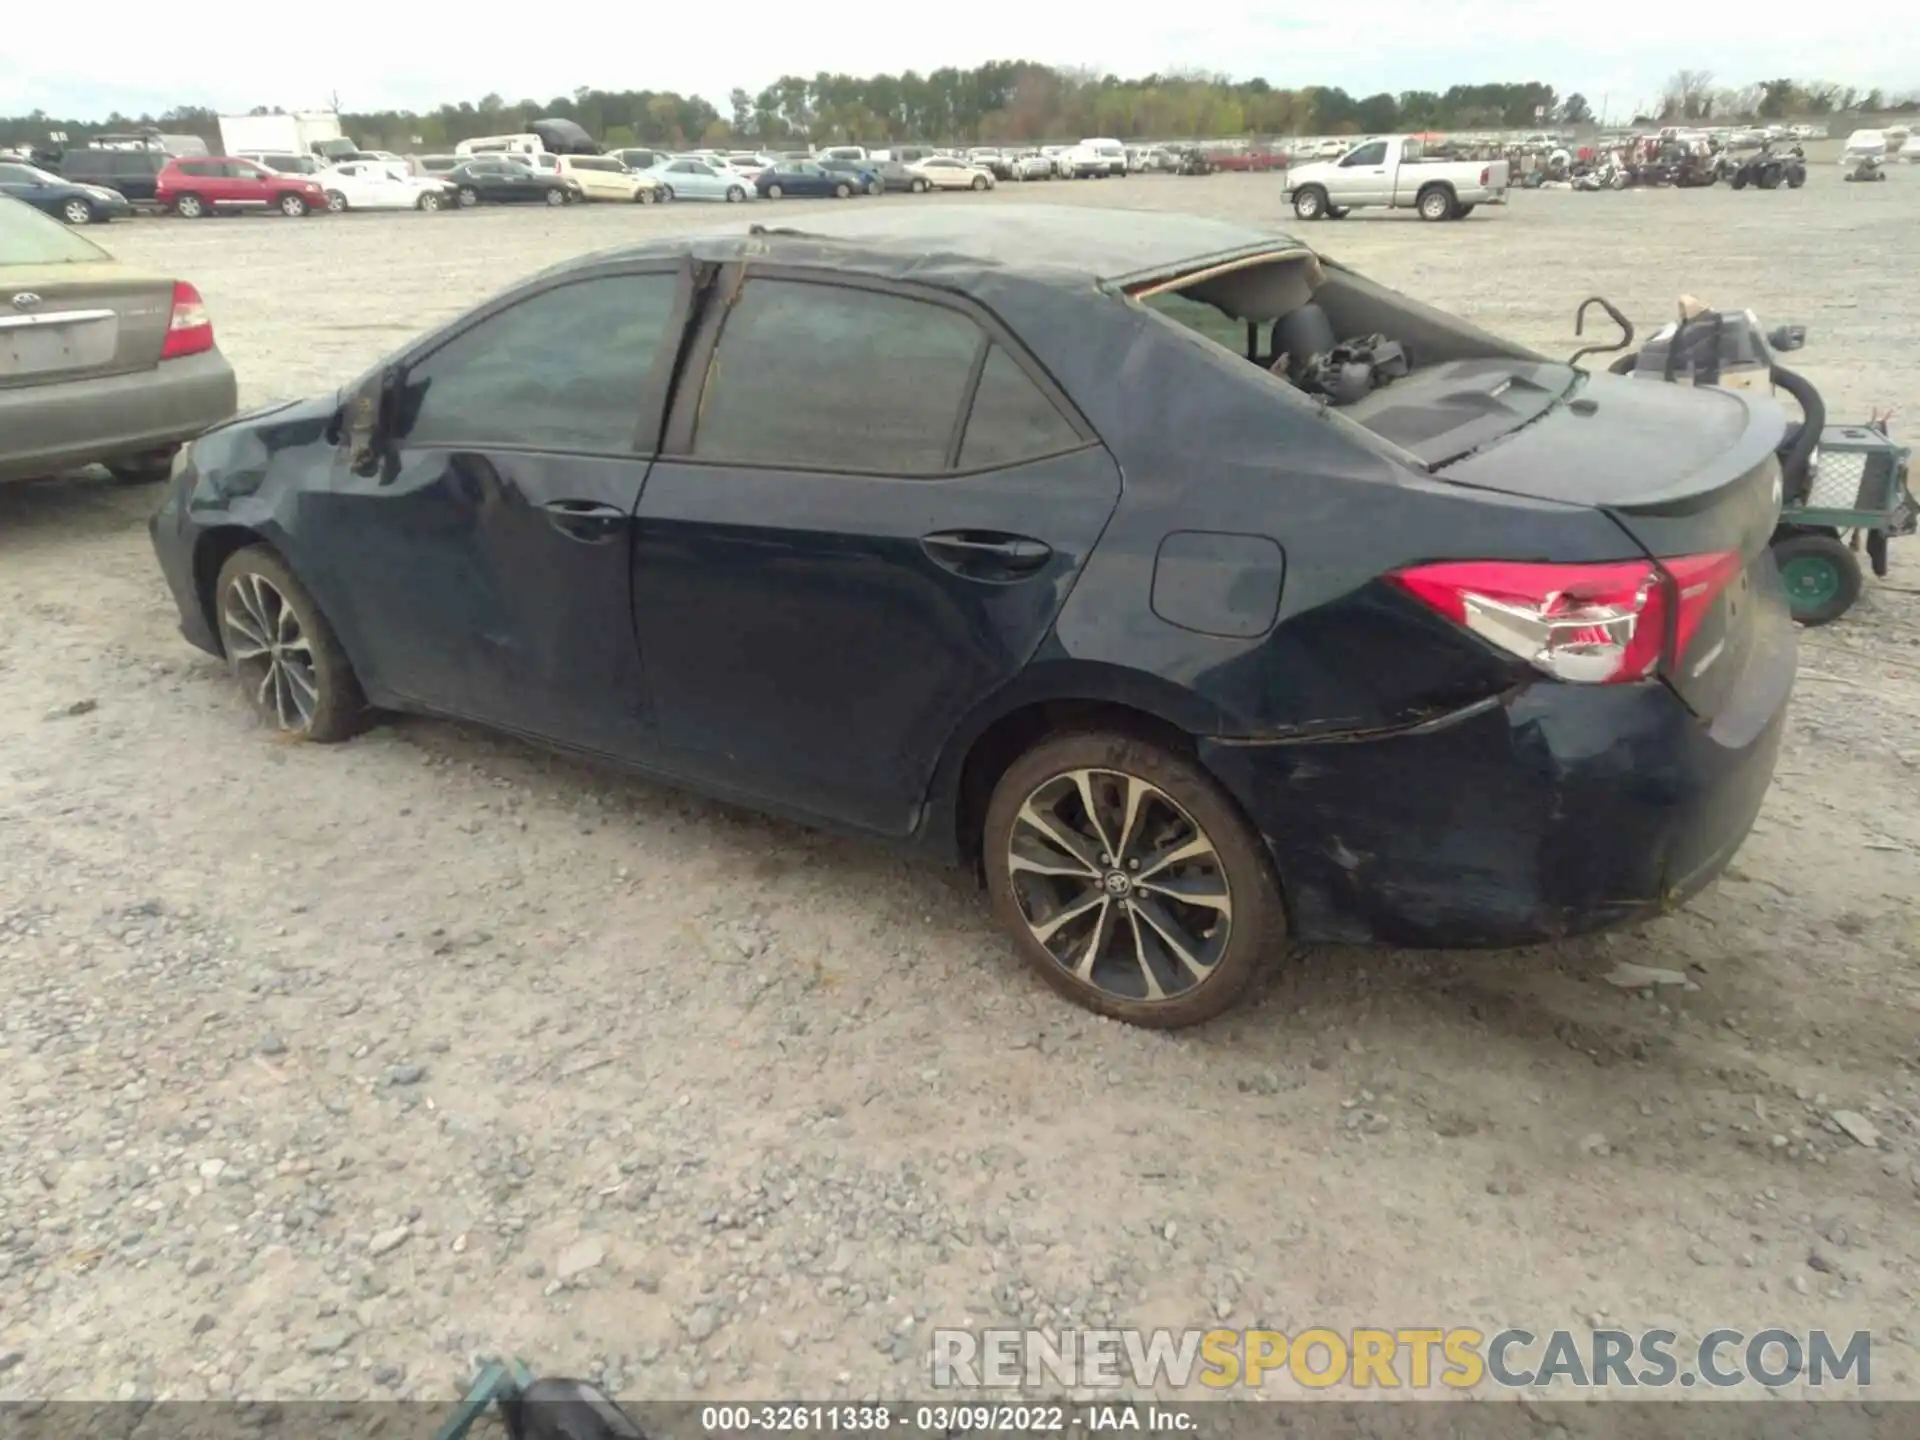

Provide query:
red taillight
left=160, top=280, right=214, bottom=360
left=1387, top=553, right=1743, bottom=685
left=1479, top=166, right=1491, bottom=185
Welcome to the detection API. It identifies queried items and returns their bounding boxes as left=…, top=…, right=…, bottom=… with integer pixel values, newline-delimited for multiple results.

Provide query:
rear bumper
left=1199, top=618, right=1795, bottom=948
left=0, top=350, right=239, bottom=484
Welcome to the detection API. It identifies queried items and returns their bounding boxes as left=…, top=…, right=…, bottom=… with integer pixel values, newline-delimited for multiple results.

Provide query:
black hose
left=1769, top=362, right=1824, bottom=499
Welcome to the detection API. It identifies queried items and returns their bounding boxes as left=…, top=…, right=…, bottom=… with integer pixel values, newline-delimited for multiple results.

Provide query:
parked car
left=1, top=195, right=237, bottom=485
left=646, top=157, right=754, bottom=202
left=911, top=156, right=996, bottom=190
left=1284, top=135, right=1510, bottom=221
left=0, top=161, right=132, bottom=224
left=411, top=155, right=468, bottom=176
left=239, top=151, right=325, bottom=176
left=316, top=162, right=456, bottom=212
left=556, top=155, right=663, bottom=203
left=967, top=149, right=1017, bottom=181
left=868, top=159, right=934, bottom=193
left=52, top=147, right=168, bottom=205
left=146, top=205, right=1795, bottom=1030
left=156, top=157, right=329, bottom=218
left=611, top=148, right=672, bottom=173
left=1012, top=152, right=1056, bottom=181
left=819, top=157, right=884, bottom=195
left=443, top=160, right=582, bottom=207
left=756, top=160, right=860, bottom=199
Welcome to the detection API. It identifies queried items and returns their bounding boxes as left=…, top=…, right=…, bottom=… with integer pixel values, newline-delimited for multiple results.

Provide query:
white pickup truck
left=1283, top=135, right=1510, bottom=222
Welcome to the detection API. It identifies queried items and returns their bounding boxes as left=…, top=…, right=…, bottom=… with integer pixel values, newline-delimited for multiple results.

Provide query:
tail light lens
left=1388, top=553, right=1744, bottom=685
left=160, top=280, right=214, bottom=360
left=1480, top=166, right=1492, bottom=185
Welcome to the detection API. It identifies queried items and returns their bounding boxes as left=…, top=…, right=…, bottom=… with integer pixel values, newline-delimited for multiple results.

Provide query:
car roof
left=706, top=206, right=1297, bottom=288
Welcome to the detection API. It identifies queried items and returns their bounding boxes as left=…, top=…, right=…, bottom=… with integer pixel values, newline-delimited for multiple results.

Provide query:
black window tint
left=958, top=345, right=1080, bottom=469
left=400, top=273, right=679, bottom=454
left=694, top=280, right=983, bottom=473
left=179, top=161, right=215, bottom=177
left=1342, top=142, right=1388, bottom=166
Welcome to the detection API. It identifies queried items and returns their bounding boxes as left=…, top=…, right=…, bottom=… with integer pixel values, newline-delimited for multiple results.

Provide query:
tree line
left=4, top=64, right=1915, bottom=155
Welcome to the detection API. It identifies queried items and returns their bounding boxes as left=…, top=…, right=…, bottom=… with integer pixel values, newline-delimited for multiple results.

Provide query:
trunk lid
left=1434, top=370, right=1788, bottom=719
left=0, top=260, right=174, bottom=391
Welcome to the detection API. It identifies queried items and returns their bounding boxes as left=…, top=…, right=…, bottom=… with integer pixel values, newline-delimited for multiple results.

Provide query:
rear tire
left=214, top=546, right=368, bottom=742
left=173, top=193, right=207, bottom=218
left=971, top=175, right=988, bottom=190
left=1326, top=205, right=1351, bottom=220
left=834, top=182, right=852, bottom=198
left=457, top=186, right=479, bottom=207
left=1417, top=185, right=1454, bottom=221
left=725, top=185, right=744, bottom=202
left=1772, top=533, right=1863, bottom=626
left=659, top=184, right=675, bottom=201
left=911, top=178, right=929, bottom=193
left=1452, top=201, right=1476, bottom=218
left=982, top=729, right=1285, bottom=1029
left=545, top=187, right=567, bottom=206
left=635, top=186, right=657, bottom=203
left=325, top=190, right=347, bottom=213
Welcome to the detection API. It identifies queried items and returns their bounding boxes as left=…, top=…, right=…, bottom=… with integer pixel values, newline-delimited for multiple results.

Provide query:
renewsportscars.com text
left=930, top=1326, right=1873, bottom=1391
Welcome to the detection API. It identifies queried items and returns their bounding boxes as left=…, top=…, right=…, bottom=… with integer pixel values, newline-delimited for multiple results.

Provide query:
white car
left=911, top=156, right=996, bottom=190
left=316, top=162, right=456, bottom=212
left=1013, top=152, right=1055, bottom=180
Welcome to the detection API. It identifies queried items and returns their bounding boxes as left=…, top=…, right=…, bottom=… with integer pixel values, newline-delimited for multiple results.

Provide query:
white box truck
left=216, top=112, right=348, bottom=161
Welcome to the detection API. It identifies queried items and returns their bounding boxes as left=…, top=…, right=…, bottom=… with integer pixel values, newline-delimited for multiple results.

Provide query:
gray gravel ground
left=2, top=161, right=1918, bottom=1405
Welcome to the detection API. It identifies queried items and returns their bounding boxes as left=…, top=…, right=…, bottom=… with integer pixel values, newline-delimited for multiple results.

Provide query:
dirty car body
left=150, top=206, right=1794, bottom=954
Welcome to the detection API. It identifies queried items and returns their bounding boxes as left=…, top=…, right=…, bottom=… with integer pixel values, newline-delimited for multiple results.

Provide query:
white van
left=1078, top=137, right=1127, bottom=177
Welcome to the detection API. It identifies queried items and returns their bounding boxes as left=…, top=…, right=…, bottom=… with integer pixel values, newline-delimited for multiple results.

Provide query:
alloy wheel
left=326, top=191, right=347, bottom=212
left=221, top=572, right=322, bottom=733
left=62, top=199, right=92, bottom=224
left=1005, top=767, right=1232, bottom=1003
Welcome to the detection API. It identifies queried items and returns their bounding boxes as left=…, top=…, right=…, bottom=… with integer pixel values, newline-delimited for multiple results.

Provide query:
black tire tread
left=214, top=545, right=370, bottom=742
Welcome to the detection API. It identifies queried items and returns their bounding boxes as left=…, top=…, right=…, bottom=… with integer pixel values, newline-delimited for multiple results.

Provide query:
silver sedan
left=646, top=158, right=756, bottom=203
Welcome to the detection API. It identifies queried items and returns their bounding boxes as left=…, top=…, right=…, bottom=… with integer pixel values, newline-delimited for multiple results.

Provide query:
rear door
left=0, top=208, right=173, bottom=394
left=630, top=267, right=1122, bottom=834
left=301, top=262, right=695, bottom=754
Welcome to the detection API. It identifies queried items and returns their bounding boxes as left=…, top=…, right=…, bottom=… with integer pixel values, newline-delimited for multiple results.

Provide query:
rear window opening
left=1, top=198, right=112, bottom=265
left=1130, top=252, right=1579, bottom=467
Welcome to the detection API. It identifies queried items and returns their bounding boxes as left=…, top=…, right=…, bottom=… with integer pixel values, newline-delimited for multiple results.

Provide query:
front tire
left=325, top=190, right=348, bottom=213
left=416, top=191, right=444, bottom=211
left=105, top=448, right=176, bottom=485
left=279, top=193, right=310, bottom=217
left=911, top=178, right=929, bottom=193
left=214, top=547, right=368, bottom=742
left=1772, top=533, right=1864, bottom=626
left=545, top=187, right=568, bottom=206
left=659, top=184, right=675, bottom=201
left=834, top=182, right=852, bottom=198
left=61, top=197, right=96, bottom=225
left=766, top=183, right=784, bottom=199
left=1291, top=185, right=1327, bottom=220
left=971, top=175, right=989, bottom=190
left=982, top=730, right=1285, bottom=1029
left=635, top=186, right=657, bottom=204
left=725, top=185, right=744, bottom=202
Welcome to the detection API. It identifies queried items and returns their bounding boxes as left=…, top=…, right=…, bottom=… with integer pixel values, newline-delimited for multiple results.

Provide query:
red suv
left=156, top=157, right=327, bottom=218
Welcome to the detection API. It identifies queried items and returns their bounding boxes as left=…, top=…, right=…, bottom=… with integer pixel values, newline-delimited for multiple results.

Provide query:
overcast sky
left=4, top=10, right=1917, bottom=124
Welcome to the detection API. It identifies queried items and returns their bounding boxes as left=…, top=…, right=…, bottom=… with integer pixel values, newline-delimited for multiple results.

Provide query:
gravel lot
left=3, top=165, right=1919, bottom=1406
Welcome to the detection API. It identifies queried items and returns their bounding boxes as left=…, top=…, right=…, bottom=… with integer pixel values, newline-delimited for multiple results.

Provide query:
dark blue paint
left=148, top=216, right=1797, bottom=950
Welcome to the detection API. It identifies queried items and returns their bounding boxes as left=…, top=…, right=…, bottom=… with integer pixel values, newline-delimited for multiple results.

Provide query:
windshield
left=1, top=195, right=112, bottom=264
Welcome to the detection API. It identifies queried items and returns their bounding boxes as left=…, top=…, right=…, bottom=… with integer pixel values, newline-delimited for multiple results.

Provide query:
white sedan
left=909, top=156, right=997, bottom=191
left=316, top=162, right=457, bottom=212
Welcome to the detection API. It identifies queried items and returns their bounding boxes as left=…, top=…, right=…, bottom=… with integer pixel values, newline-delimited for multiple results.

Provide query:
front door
left=631, top=268, right=1122, bottom=835
left=297, top=263, right=692, bottom=756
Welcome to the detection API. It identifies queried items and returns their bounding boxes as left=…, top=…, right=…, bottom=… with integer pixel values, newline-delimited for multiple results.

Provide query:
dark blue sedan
left=755, top=160, right=858, bottom=199
left=147, top=207, right=1794, bottom=1029
left=0, top=159, right=133, bottom=224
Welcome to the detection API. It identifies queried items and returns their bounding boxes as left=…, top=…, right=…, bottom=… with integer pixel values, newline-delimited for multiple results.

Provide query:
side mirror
left=1768, top=324, right=1807, bottom=353
left=345, top=367, right=396, bottom=476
